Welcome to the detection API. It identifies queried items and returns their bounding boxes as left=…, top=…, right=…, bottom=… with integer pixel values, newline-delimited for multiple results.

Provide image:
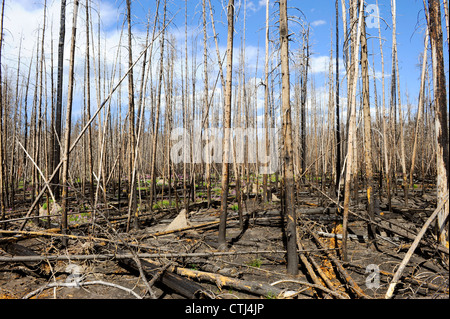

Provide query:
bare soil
left=0, top=185, right=448, bottom=300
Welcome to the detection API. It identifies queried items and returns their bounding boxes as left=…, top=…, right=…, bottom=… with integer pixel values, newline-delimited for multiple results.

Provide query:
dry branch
left=22, top=280, right=142, bottom=299
left=305, top=224, right=371, bottom=299
left=385, top=194, right=449, bottom=299
left=0, top=248, right=338, bottom=263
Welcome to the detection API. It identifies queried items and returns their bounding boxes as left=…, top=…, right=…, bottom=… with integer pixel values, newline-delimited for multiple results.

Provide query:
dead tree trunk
left=60, top=0, right=79, bottom=247
left=0, top=0, right=5, bottom=227
left=125, top=0, right=138, bottom=231
left=342, top=0, right=364, bottom=262
left=218, top=0, right=234, bottom=250
left=262, top=0, right=270, bottom=202
left=360, top=8, right=377, bottom=247
left=84, top=0, right=94, bottom=205
left=427, top=0, right=449, bottom=246
left=53, top=0, right=67, bottom=201
left=279, top=0, right=298, bottom=275
left=335, top=0, right=342, bottom=194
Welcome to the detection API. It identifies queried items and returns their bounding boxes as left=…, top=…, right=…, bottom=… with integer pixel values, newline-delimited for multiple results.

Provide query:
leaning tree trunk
left=279, top=0, right=298, bottom=275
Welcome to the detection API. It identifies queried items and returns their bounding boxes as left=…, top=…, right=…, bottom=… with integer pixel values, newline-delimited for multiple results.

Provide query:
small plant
left=265, top=292, right=277, bottom=299
left=231, top=203, right=239, bottom=211
left=246, top=258, right=262, bottom=268
left=187, top=263, right=199, bottom=271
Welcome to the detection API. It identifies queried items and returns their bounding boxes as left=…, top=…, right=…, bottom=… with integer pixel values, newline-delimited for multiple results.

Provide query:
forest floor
left=0, top=183, right=448, bottom=300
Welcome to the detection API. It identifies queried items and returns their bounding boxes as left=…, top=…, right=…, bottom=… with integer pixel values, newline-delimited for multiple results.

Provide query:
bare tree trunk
left=300, top=29, right=309, bottom=184
left=409, top=30, right=429, bottom=189
left=262, top=0, right=270, bottom=202
left=0, top=0, right=5, bottom=227
left=335, top=0, right=342, bottom=194
left=202, top=0, right=212, bottom=208
left=60, top=0, right=79, bottom=247
left=377, top=0, right=391, bottom=212
left=85, top=0, right=94, bottom=205
left=53, top=0, right=66, bottom=201
left=279, top=0, right=298, bottom=275
left=125, top=0, right=138, bottom=230
left=148, top=1, right=166, bottom=217
left=218, top=0, right=234, bottom=250
left=360, top=9, right=377, bottom=248
left=427, top=0, right=449, bottom=246
left=342, top=0, right=364, bottom=262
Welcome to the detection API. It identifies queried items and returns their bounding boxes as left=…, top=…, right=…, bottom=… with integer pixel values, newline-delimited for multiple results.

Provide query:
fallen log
left=305, top=226, right=371, bottom=299
left=296, top=227, right=330, bottom=299
left=118, top=257, right=206, bottom=299
left=0, top=242, right=47, bottom=276
left=310, top=185, right=449, bottom=255
left=317, top=231, right=400, bottom=246
left=344, top=261, right=449, bottom=294
left=0, top=248, right=338, bottom=263
left=385, top=196, right=449, bottom=299
left=172, top=266, right=289, bottom=298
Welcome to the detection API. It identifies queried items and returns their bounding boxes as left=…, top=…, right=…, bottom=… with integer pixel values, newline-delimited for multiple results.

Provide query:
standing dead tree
left=426, top=0, right=449, bottom=246
left=125, top=0, right=138, bottom=231
left=342, top=0, right=364, bottom=262
left=52, top=0, right=66, bottom=201
left=279, top=0, right=298, bottom=275
left=60, top=0, right=80, bottom=246
left=218, top=0, right=235, bottom=250
left=360, top=4, right=377, bottom=248
left=0, top=0, right=5, bottom=228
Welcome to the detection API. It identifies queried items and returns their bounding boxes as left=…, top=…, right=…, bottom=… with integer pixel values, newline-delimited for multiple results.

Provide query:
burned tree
left=279, top=0, right=298, bottom=275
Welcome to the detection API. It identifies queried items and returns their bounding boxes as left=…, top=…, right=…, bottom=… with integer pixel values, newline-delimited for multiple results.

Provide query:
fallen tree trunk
left=173, top=265, right=350, bottom=299
left=0, top=248, right=336, bottom=263
left=385, top=195, right=449, bottom=299
left=0, top=242, right=47, bottom=276
left=311, top=185, right=449, bottom=255
left=305, top=226, right=371, bottom=299
left=118, top=257, right=206, bottom=299
left=172, top=266, right=289, bottom=298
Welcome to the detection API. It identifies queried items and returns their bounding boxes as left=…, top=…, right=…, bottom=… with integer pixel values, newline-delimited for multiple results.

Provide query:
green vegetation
left=152, top=199, right=175, bottom=210
left=246, top=258, right=262, bottom=268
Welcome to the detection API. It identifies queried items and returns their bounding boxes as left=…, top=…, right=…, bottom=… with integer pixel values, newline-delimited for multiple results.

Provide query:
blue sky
left=2, top=0, right=448, bottom=125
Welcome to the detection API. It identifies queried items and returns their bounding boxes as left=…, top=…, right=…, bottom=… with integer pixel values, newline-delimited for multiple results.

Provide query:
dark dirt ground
left=0, top=187, right=448, bottom=300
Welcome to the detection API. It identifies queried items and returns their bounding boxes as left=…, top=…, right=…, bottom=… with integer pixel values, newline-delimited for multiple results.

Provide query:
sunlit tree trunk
left=427, top=0, right=449, bottom=246
left=279, top=0, right=298, bottom=275
left=60, top=0, right=79, bottom=247
left=218, top=0, right=234, bottom=250
left=342, top=0, right=364, bottom=262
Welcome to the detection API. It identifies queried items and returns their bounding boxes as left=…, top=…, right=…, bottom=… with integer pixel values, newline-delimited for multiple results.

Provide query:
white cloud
left=311, top=20, right=326, bottom=27
left=309, top=55, right=345, bottom=74
left=258, top=0, right=267, bottom=7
